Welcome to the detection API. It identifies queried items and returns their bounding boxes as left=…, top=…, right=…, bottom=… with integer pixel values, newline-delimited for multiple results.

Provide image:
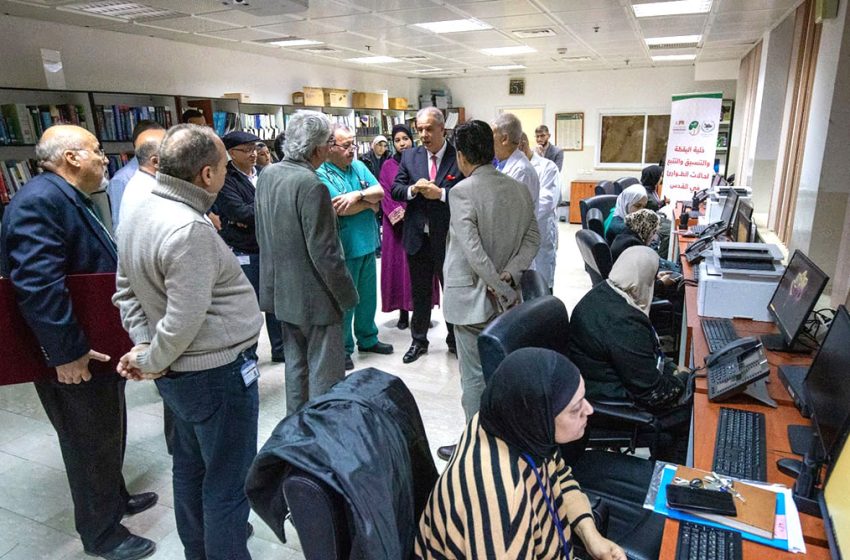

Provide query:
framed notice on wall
left=555, top=112, right=584, bottom=151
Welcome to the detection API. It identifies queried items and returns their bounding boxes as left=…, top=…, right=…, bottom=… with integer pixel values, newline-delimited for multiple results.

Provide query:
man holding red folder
left=0, top=125, right=156, bottom=560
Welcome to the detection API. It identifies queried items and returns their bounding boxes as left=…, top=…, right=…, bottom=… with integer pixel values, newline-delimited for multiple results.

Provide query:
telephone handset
left=700, top=220, right=727, bottom=239
left=705, top=336, right=771, bottom=402
left=684, top=236, right=713, bottom=264
left=692, top=188, right=709, bottom=208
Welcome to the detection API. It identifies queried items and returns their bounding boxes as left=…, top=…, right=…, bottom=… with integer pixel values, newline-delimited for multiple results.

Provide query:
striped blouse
left=415, top=414, right=593, bottom=559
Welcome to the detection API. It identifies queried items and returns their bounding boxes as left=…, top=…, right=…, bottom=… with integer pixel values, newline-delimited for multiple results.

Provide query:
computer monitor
left=763, top=250, right=829, bottom=351
left=729, top=199, right=753, bottom=242
left=718, top=188, right=739, bottom=230
left=821, top=423, right=850, bottom=559
left=805, top=306, right=850, bottom=463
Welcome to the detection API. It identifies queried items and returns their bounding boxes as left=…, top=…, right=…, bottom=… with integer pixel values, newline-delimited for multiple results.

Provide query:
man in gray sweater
left=256, top=110, right=358, bottom=416
left=112, top=124, right=262, bottom=560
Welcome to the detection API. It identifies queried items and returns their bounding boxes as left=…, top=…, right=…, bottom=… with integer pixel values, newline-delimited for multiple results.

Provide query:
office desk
left=656, top=226, right=830, bottom=558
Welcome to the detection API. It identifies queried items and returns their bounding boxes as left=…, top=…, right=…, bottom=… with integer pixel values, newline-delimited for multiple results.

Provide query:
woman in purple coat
left=379, top=124, right=439, bottom=329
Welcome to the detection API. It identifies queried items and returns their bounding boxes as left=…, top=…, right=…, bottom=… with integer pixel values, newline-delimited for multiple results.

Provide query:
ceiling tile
left=443, top=30, right=521, bottom=47
left=451, top=0, right=542, bottom=19
left=639, top=18, right=705, bottom=37
left=138, top=0, right=226, bottom=14
left=345, top=0, right=441, bottom=11
left=716, top=0, right=799, bottom=12
left=535, top=0, right=622, bottom=11
left=136, top=15, right=240, bottom=33
left=253, top=19, right=345, bottom=35
left=193, top=9, right=297, bottom=27
left=199, top=27, right=281, bottom=41
left=549, top=7, right=629, bottom=25
left=296, top=0, right=366, bottom=19
left=478, top=12, right=559, bottom=29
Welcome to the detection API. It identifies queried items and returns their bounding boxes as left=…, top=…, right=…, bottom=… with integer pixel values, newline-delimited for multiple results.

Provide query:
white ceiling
left=0, top=0, right=802, bottom=77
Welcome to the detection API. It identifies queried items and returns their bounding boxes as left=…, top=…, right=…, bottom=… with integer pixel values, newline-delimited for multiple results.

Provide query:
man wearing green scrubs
left=317, top=125, right=393, bottom=369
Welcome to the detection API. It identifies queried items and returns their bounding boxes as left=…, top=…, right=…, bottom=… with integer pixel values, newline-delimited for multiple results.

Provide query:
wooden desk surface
left=657, top=226, right=830, bottom=558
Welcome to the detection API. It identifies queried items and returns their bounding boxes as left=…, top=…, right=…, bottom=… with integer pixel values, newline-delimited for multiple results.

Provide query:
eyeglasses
left=333, top=143, right=358, bottom=152
left=75, top=147, right=106, bottom=158
left=231, top=146, right=258, bottom=154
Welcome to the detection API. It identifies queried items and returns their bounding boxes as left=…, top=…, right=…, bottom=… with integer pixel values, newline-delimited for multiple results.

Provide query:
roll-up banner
left=662, top=92, right=722, bottom=202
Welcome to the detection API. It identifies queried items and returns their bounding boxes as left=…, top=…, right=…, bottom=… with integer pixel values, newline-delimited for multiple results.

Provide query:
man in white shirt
left=521, top=133, right=562, bottom=291
left=116, top=127, right=165, bottom=238
left=493, top=113, right=540, bottom=208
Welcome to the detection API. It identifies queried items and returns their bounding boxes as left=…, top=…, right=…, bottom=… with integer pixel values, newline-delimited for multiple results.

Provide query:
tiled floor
left=0, top=221, right=591, bottom=560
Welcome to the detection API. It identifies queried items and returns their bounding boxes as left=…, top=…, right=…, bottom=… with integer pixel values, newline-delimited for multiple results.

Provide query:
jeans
left=156, top=354, right=259, bottom=560
left=237, top=251, right=285, bottom=359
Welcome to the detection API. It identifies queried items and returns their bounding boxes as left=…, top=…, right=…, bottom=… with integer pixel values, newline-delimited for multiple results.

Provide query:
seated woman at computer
left=603, top=185, right=648, bottom=245
left=639, top=164, right=674, bottom=256
left=611, top=209, right=681, bottom=281
left=415, top=348, right=626, bottom=560
left=568, top=246, right=691, bottom=463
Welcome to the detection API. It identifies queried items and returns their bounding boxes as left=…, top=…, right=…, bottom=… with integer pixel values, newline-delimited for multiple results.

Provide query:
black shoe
left=86, top=535, right=156, bottom=560
left=437, top=444, right=457, bottom=461
left=124, top=492, right=158, bottom=516
left=345, top=354, right=354, bottom=370
left=358, top=341, right=394, bottom=355
left=397, top=311, right=409, bottom=330
left=403, top=343, right=428, bottom=364
left=271, top=352, right=285, bottom=363
left=447, top=343, right=457, bottom=355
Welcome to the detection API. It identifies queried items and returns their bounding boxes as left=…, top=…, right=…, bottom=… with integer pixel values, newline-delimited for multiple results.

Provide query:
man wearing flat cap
left=217, top=130, right=285, bottom=362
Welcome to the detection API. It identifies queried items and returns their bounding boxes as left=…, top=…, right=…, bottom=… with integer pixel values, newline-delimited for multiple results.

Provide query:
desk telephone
left=684, top=223, right=727, bottom=264
left=706, top=337, right=770, bottom=403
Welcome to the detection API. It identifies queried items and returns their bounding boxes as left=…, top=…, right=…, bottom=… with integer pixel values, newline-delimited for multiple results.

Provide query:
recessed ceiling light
left=412, top=19, right=492, bottom=33
left=632, top=1, right=712, bottom=18
left=481, top=45, right=536, bottom=56
left=302, top=46, right=340, bottom=54
left=346, top=56, right=401, bottom=64
left=415, top=68, right=446, bottom=73
left=512, top=28, right=556, bottom=38
left=488, top=64, right=526, bottom=70
left=645, top=34, right=701, bottom=45
left=255, top=37, right=323, bottom=47
left=400, top=55, right=429, bottom=61
left=562, top=56, right=594, bottom=62
left=651, top=54, right=697, bottom=61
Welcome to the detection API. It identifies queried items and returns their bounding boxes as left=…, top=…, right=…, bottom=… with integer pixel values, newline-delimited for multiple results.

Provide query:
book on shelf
left=1, top=104, right=38, bottom=144
left=355, top=114, right=380, bottom=137
left=239, top=113, right=280, bottom=140
left=106, top=152, right=134, bottom=179
left=93, top=104, right=172, bottom=142
left=0, top=158, right=40, bottom=202
left=212, top=110, right=238, bottom=137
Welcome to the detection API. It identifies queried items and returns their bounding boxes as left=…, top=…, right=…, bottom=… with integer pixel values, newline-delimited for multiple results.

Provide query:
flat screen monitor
left=804, top=305, right=850, bottom=463
left=821, top=424, right=850, bottom=559
left=730, top=199, right=753, bottom=242
left=718, top=189, right=739, bottom=230
left=767, top=250, right=829, bottom=347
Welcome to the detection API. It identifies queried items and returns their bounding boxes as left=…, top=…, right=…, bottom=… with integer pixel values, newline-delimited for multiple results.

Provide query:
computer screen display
left=719, top=189, right=739, bottom=227
left=823, top=426, right=850, bottom=558
left=734, top=209, right=753, bottom=243
left=768, top=250, right=829, bottom=345
left=805, top=306, right=850, bottom=462
left=730, top=199, right=753, bottom=242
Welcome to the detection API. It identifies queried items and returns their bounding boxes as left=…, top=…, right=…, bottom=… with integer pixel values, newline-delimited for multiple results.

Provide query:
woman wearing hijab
left=362, top=134, right=390, bottom=180
left=610, top=209, right=659, bottom=263
left=640, top=164, right=665, bottom=211
left=567, top=246, right=690, bottom=462
left=415, top=348, right=626, bottom=560
left=603, top=185, right=647, bottom=245
left=378, top=125, right=439, bottom=329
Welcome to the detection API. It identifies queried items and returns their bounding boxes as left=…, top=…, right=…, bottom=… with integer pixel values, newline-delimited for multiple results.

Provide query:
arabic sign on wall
left=662, top=92, right=723, bottom=202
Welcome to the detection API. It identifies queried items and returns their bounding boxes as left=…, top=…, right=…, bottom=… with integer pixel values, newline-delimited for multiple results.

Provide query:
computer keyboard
left=689, top=223, right=709, bottom=236
left=702, top=318, right=740, bottom=353
left=676, top=521, right=743, bottom=560
left=719, top=259, right=776, bottom=271
left=712, top=407, right=767, bottom=481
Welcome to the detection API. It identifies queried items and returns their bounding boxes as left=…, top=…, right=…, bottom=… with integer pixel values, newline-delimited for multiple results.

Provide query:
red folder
left=0, top=273, right=132, bottom=386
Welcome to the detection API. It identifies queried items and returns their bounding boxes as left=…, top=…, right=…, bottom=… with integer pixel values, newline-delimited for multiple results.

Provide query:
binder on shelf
left=0, top=273, right=132, bottom=386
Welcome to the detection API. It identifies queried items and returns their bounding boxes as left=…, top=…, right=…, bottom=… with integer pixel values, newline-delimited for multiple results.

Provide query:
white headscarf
left=614, top=185, right=649, bottom=220
left=606, top=246, right=659, bottom=316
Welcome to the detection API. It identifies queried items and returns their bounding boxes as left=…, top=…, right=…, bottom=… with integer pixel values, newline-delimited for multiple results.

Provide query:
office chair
left=283, top=467, right=352, bottom=559
left=477, top=298, right=664, bottom=560
left=585, top=207, right=605, bottom=238
left=594, top=180, right=617, bottom=196
left=579, top=194, right=617, bottom=229
left=614, top=177, right=639, bottom=192
left=575, top=229, right=612, bottom=286
left=520, top=269, right=549, bottom=301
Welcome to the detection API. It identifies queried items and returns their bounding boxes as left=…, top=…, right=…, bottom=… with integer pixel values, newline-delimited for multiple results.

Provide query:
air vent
left=561, top=56, right=593, bottom=62
left=400, top=55, right=429, bottom=61
left=58, top=1, right=182, bottom=20
left=648, top=42, right=699, bottom=50
left=512, top=28, right=556, bottom=38
left=302, top=46, right=340, bottom=54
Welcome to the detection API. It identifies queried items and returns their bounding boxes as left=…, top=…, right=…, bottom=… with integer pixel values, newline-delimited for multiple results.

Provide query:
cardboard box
left=294, top=87, right=324, bottom=107
left=223, top=92, right=251, bottom=103
left=323, top=88, right=349, bottom=108
left=388, top=97, right=408, bottom=110
left=352, top=91, right=384, bottom=109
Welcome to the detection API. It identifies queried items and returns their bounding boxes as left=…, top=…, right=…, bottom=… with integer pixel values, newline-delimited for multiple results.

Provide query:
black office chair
left=520, top=269, right=549, bottom=301
left=477, top=298, right=664, bottom=560
left=283, top=467, right=352, bottom=559
left=614, top=177, right=639, bottom=192
left=594, top=180, right=617, bottom=196
left=586, top=208, right=605, bottom=238
left=579, top=194, right=617, bottom=229
left=575, top=229, right=612, bottom=286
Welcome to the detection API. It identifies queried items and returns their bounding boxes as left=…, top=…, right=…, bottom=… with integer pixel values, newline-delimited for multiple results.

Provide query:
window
left=598, top=111, right=670, bottom=168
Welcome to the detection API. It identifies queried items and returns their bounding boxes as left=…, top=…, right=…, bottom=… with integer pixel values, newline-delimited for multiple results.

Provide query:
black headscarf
left=391, top=124, right=414, bottom=163
left=479, top=348, right=582, bottom=462
left=641, top=165, right=663, bottom=188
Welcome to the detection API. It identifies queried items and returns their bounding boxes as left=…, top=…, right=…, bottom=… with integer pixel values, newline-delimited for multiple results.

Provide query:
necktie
left=429, top=155, right=438, bottom=181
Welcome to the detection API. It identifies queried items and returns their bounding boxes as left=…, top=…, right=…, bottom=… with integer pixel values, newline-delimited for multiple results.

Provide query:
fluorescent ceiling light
left=652, top=54, right=697, bottom=61
left=302, top=46, right=339, bottom=54
left=413, top=19, right=491, bottom=33
left=415, top=68, right=446, bottom=73
left=512, top=28, right=556, bottom=38
left=481, top=45, right=536, bottom=56
left=645, top=34, right=701, bottom=45
left=488, top=64, right=526, bottom=70
left=632, top=0, right=712, bottom=18
left=268, top=38, right=323, bottom=47
left=346, top=56, right=401, bottom=64
left=562, top=56, right=594, bottom=62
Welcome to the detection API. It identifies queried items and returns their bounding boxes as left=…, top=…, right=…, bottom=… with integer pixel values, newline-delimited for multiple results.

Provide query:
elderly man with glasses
left=216, top=130, right=286, bottom=363
left=316, top=125, right=393, bottom=370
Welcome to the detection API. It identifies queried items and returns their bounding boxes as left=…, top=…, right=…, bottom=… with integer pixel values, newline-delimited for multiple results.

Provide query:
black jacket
left=567, top=282, right=683, bottom=410
left=245, top=368, right=438, bottom=559
left=361, top=150, right=388, bottom=181
left=610, top=230, right=643, bottom=263
left=216, top=162, right=259, bottom=253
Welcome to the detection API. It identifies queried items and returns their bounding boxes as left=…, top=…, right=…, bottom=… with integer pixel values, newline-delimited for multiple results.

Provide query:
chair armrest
left=590, top=399, right=657, bottom=426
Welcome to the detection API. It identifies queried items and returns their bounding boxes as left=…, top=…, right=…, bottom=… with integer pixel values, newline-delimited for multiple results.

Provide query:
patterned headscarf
left=625, top=209, right=660, bottom=245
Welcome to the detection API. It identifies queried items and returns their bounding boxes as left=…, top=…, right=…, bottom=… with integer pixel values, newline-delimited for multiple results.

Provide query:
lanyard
left=651, top=326, right=665, bottom=373
left=82, top=203, right=118, bottom=257
left=523, top=453, right=571, bottom=559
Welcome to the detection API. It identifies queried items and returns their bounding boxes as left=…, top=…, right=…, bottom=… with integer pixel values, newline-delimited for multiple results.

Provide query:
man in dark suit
left=392, top=107, right=463, bottom=363
left=0, top=125, right=156, bottom=560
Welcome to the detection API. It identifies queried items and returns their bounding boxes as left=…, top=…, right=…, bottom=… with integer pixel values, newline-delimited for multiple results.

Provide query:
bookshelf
left=178, top=96, right=239, bottom=137
left=716, top=99, right=735, bottom=178
left=238, top=102, right=283, bottom=142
